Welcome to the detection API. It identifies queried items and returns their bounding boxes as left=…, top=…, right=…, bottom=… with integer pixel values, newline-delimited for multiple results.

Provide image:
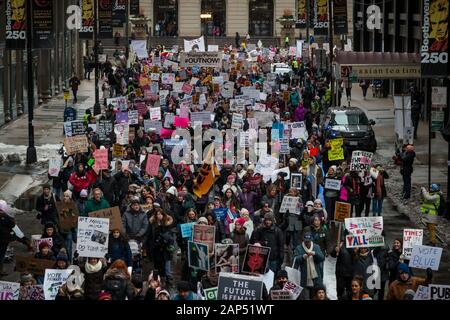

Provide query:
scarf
left=302, top=242, right=318, bottom=287
left=85, top=260, right=102, bottom=274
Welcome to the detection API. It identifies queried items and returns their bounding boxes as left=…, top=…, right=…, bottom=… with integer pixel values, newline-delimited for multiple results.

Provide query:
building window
left=201, top=0, right=226, bottom=36
left=249, top=0, right=274, bottom=36
left=154, top=0, right=178, bottom=36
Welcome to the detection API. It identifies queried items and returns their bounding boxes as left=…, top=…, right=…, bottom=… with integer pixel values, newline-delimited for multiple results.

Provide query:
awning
left=335, top=51, right=421, bottom=65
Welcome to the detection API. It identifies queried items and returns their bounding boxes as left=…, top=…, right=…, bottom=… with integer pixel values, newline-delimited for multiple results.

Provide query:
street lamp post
left=328, top=0, right=335, bottom=108
left=93, top=0, right=101, bottom=115
left=26, top=0, right=37, bottom=164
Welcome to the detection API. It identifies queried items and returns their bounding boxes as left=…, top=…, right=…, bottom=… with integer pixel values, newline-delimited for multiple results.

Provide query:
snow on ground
left=0, top=143, right=61, bottom=163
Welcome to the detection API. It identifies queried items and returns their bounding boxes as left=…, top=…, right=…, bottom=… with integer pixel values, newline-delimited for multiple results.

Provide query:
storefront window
left=249, top=0, right=274, bottom=36
left=201, top=0, right=226, bottom=36
left=154, top=0, right=178, bottom=36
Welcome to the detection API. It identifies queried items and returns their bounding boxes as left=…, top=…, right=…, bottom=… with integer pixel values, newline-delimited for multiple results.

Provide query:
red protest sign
left=93, top=149, right=109, bottom=170
left=146, top=154, right=161, bottom=176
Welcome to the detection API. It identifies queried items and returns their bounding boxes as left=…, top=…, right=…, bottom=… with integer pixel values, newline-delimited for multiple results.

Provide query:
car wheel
left=369, top=140, right=377, bottom=153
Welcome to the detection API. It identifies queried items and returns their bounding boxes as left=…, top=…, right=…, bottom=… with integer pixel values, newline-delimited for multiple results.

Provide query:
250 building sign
left=6, top=30, right=26, bottom=40
left=421, top=52, right=448, bottom=64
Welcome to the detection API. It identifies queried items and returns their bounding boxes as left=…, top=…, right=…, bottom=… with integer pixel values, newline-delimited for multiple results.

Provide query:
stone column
left=179, top=0, right=201, bottom=37
left=227, top=0, right=249, bottom=37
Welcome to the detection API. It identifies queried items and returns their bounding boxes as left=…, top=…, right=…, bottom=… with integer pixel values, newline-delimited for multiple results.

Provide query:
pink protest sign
left=93, top=149, right=109, bottom=170
left=174, top=117, right=190, bottom=128
left=145, top=154, right=162, bottom=176
left=160, top=128, right=175, bottom=138
left=136, top=102, right=148, bottom=116
left=182, top=83, right=193, bottom=95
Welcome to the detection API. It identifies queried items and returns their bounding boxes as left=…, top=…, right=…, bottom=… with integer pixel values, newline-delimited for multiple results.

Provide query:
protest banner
left=180, top=222, right=195, bottom=239
left=21, top=285, right=45, bottom=300
left=403, top=229, right=424, bottom=260
left=413, top=285, right=430, bottom=300
left=48, top=158, right=62, bottom=177
left=188, top=241, right=209, bottom=271
left=180, top=52, right=222, bottom=69
left=145, top=154, right=162, bottom=176
left=43, top=269, right=72, bottom=300
left=128, top=110, right=139, bottom=125
left=0, top=281, right=20, bottom=300
left=112, top=144, right=124, bottom=158
left=116, top=112, right=129, bottom=124
left=429, top=285, right=450, bottom=300
left=350, top=151, right=374, bottom=171
left=242, top=245, right=271, bottom=276
left=215, top=244, right=239, bottom=273
left=98, top=120, right=114, bottom=144
left=71, top=121, right=85, bottom=136
left=345, top=217, right=384, bottom=248
left=204, top=287, right=218, bottom=300
left=184, top=36, right=206, bottom=52
left=193, top=224, right=216, bottom=254
left=325, top=178, right=342, bottom=191
left=334, top=201, right=351, bottom=222
left=409, top=245, right=442, bottom=271
left=64, top=136, right=89, bottom=155
left=93, top=149, right=109, bottom=171
left=76, top=217, right=110, bottom=258
left=55, top=201, right=79, bottom=230
left=270, top=290, right=292, bottom=300
left=162, top=73, right=175, bottom=85
left=279, top=196, right=300, bottom=213
left=231, top=113, right=244, bottom=130
left=150, top=107, right=162, bottom=121
left=329, top=138, right=345, bottom=161
left=143, top=120, right=163, bottom=133
left=191, top=112, right=212, bottom=125
left=88, top=207, right=122, bottom=231
left=217, top=273, right=263, bottom=300
left=15, top=256, right=57, bottom=276
left=283, top=281, right=303, bottom=300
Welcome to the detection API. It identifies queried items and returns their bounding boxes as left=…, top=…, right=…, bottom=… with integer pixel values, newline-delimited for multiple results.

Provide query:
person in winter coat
left=102, top=259, right=136, bottom=300
left=204, top=211, right=225, bottom=243
left=83, top=188, right=111, bottom=216
left=302, top=215, right=328, bottom=255
left=41, top=222, right=64, bottom=257
left=122, top=199, right=148, bottom=241
left=400, top=144, right=415, bottom=200
left=372, top=165, right=389, bottom=216
left=323, top=166, right=339, bottom=220
left=250, top=213, right=284, bottom=274
left=294, top=232, right=325, bottom=297
left=35, top=184, right=59, bottom=225
left=345, top=171, right=362, bottom=217
left=57, top=190, right=77, bottom=262
left=171, top=280, right=199, bottom=300
left=300, top=167, right=313, bottom=203
left=69, top=163, right=97, bottom=197
left=352, top=247, right=378, bottom=298
left=372, top=243, right=390, bottom=300
left=107, top=229, right=132, bottom=267
left=294, top=101, right=306, bottom=121
left=239, top=182, right=258, bottom=216
left=261, top=186, right=278, bottom=215
left=387, top=238, right=405, bottom=285
left=113, top=168, right=136, bottom=205
left=387, top=263, right=432, bottom=300
left=331, top=240, right=355, bottom=300
left=97, top=170, right=116, bottom=206
left=79, top=257, right=107, bottom=300
left=76, top=189, right=89, bottom=216
left=285, top=196, right=303, bottom=253
left=60, top=158, right=75, bottom=193
left=231, top=218, right=249, bottom=269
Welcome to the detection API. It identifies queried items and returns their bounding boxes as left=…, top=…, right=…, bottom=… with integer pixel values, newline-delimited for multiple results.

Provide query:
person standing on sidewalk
left=400, top=144, right=416, bottom=200
left=410, top=86, right=423, bottom=139
left=372, top=165, right=389, bottom=216
left=359, top=80, right=369, bottom=100
left=69, top=74, right=81, bottom=104
left=420, top=184, right=442, bottom=246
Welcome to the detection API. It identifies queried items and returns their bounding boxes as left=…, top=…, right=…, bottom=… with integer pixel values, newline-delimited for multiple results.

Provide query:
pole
left=26, top=0, right=37, bottom=164
left=306, top=0, right=310, bottom=47
left=427, top=78, right=431, bottom=187
left=93, top=0, right=101, bottom=115
left=447, top=76, right=450, bottom=214
left=125, top=0, right=130, bottom=60
left=328, top=0, right=335, bottom=108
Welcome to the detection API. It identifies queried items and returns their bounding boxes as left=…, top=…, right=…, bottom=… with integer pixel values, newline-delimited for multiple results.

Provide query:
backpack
left=104, top=279, right=124, bottom=298
left=435, top=194, right=446, bottom=216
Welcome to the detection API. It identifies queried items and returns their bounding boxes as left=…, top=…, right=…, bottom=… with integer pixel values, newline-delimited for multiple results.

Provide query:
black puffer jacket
left=250, top=225, right=284, bottom=262
left=81, top=261, right=107, bottom=300
left=102, top=268, right=135, bottom=300
left=330, top=245, right=354, bottom=277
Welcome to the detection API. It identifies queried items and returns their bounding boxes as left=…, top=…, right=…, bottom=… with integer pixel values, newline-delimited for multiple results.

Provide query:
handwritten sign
left=76, top=217, right=110, bottom=258
left=329, top=138, right=344, bottom=161
left=63, top=135, right=89, bottom=155
left=231, top=113, right=244, bottom=130
left=150, top=107, right=162, bottom=121
left=88, top=207, right=122, bottom=231
left=334, top=201, right=351, bottom=222
left=403, top=229, right=424, bottom=260
left=71, top=121, right=85, bottom=136
left=161, top=73, right=175, bottom=85
left=409, top=245, right=442, bottom=271
left=350, top=151, right=373, bottom=171
left=55, top=201, right=79, bottom=230
left=128, top=110, right=139, bottom=125
left=43, top=269, right=72, bottom=300
left=180, top=222, right=195, bottom=239
left=48, top=158, right=62, bottom=177
left=98, top=120, right=113, bottom=144
left=0, top=281, right=20, bottom=300
left=145, top=154, right=161, bottom=176
left=112, top=144, right=123, bottom=158
left=279, top=196, right=300, bottom=213
left=93, top=149, right=109, bottom=171
left=413, top=285, right=429, bottom=300
left=144, top=120, right=163, bottom=133
left=191, top=112, right=212, bottom=125
left=345, top=217, right=384, bottom=248
left=325, top=178, right=342, bottom=191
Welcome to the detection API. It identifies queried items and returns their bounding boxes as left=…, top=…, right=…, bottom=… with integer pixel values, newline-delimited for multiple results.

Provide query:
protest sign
left=162, top=73, right=175, bottom=85
left=283, top=281, right=303, bottom=300
left=107, top=96, right=128, bottom=110
left=112, top=144, right=123, bottom=158
left=145, top=154, right=161, bottom=176
left=212, top=208, right=228, bottom=222
left=150, top=107, right=162, bottom=121
left=159, top=90, right=169, bottom=106
left=193, top=224, right=216, bottom=254
left=184, top=36, right=206, bottom=52
left=150, top=73, right=160, bottom=81
left=204, top=287, right=218, bottom=300
left=215, top=244, right=239, bottom=273
left=329, top=138, right=345, bottom=161
left=242, top=245, right=271, bottom=276
left=191, top=112, right=212, bottom=125
left=48, top=158, right=62, bottom=177
left=71, top=121, right=85, bottom=136
left=43, top=269, right=72, bottom=300
left=182, top=82, right=193, bottom=95
left=334, top=201, right=351, bottom=222
left=180, top=51, right=222, bottom=68
left=217, top=273, right=263, bottom=300
left=254, top=112, right=274, bottom=128
left=291, top=122, right=307, bottom=140
left=114, top=123, right=129, bottom=145
left=98, top=120, right=113, bottom=144
left=290, top=173, right=303, bottom=190
left=403, top=229, right=424, bottom=260
left=76, top=217, right=110, bottom=258
left=128, top=110, right=139, bottom=125
left=345, top=217, right=384, bottom=248
left=325, top=178, right=342, bottom=191
left=279, top=196, right=300, bottom=213
left=116, top=112, right=129, bottom=124
left=0, top=281, right=20, bottom=300
left=409, top=245, right=442, bottom=271
left=144, top=120, right=162, bottom=133
left=180, top=222, right=195, bottom=239
left=174, top=117, right=190, bottom=128
left=208, top=45, right=219, bottom=52
left=55, top=201, right=79, bottom=230
left=413, top=285, right=429, bottom=300
left=84, top=205, right=119, bottom=231
left=64, top=135, right=89, bottom=155
left=271, top=290, right=292, bottom=300
left=221, top=81, right=235, bottom=98
left=231, top=113, right=244, bottom=130
left=31, top=236, right=52, bottom=253
left=93, top=149, right=109, bottom=171
left=279, top=138, right=290, bottom=154
left=429, top=285, right=450, bottom=300
left=21, top=285, right=45, bottom=300
left=172, top=82, right=184, bottom=93
left=188, top=241, right=209, bottom=271
left=15, top=256, right=56, bottom=276
left=350, top=151, right=374, bottom=171
left=63, top=122, right=73, bottom=137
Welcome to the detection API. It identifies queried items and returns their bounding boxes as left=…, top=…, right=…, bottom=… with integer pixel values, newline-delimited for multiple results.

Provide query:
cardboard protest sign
left=98, top=120, right=114, bottom=144
left=128, top=110, right=139, bottom=125
left=0, top=281, right=20, bottom=300
left=48, top=158, right=62, bottom=177
left=325, top=178, right=342, bottom=191
left=76, top=217, right=110, bottom=258
left=55, top=201, right=79, bottom=230
left=329, top=138, right=344, bottom=161
left=350, top=151, right=373, bottom=171
left=334, top=201, right=351, bottom=222
left=43, top=269, right=72, bottom=300
left=429, top=285, right=450, bottom=300
left=413, top=285, right=429, bottom=300
left=145, top=154, right=161, bottom=176
left=88, top=206, right=122, bottom=231
left=345, top=217, right=384, bottom=248
left=204, top=287, right=218, bottom=300
left=279, top=196, right=300, bottom=213
left=217, top=273, right=263, bottom=300
left=193, top=224, right=216, bottom=254
left=180, top=222, right=195, bottom=239
left=215, top=244, right=239, bottom=273
left=150, top=107, right=162, bottom=121
left=180, top=51, right=222, bottom=68
left=64, top=135, right=89, bottom=155
left=242, top=245, right=271, bottom=276
left=188, top=241, right=210, bottom=271
left=161, top=73, right=175, bottom=85
left=93, top=149, right=109, bottom=171
left=114, top=123, right=129, bottom=145
left=15, top=256, right=56, bottom=276
left=20, top=285, right=45, bottom=300
left=403, top=229, right=424, bottom=259
left=409, top=245, right=442, bottom=271
left=112, top=144, right=124, bottom=158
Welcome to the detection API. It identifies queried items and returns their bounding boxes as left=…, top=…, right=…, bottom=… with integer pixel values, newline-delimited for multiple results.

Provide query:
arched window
left=154, top=0, right=178, bottom=36
left=201, top=0, right=226, bottom=36
left=249, top=0, right=274, bottom=36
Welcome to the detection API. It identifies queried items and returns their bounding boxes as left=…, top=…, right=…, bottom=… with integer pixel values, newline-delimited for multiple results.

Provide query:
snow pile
left=0, top=143, right=61, bottom=165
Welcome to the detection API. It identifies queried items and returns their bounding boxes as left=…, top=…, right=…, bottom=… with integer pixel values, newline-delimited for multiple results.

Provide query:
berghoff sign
left=349, top=65, right=421, bottom=79
left=180, top=52, right=223, bottom=68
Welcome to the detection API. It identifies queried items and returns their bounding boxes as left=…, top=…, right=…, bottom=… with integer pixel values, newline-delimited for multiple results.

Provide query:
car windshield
left=331, top=111, right=369, bottom=125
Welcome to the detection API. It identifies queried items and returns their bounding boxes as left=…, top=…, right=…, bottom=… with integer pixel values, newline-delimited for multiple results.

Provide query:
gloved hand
left=426, top=267, right=433, bottom=280
left=36, top=213, right=41, bottom=220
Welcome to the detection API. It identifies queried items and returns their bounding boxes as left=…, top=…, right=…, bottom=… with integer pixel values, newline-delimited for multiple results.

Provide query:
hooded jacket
left=122, top=207, right=148, bottom=239
left=108, top=237, right=133, bottom=267
left=330, top=245, right=354, bottom=278
left=102, top=268, right=136, bottom=300
left=69, top=169, right=97, bottom=193
left=250, top=223, right=284, bottom=262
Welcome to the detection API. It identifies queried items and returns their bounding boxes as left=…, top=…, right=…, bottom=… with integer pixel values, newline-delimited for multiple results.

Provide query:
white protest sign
left=162, top=73, right=175, bottom=85
left=409, top=245, right=442, bottom=271
left=191, top=112, right=212, bottom=125
left=43, top=269, right=72, bottom=300
left=279, top=196, right=299, bottom=213
left=150, top=73, right=160, bottom=81
left=130, top=40, right=148, bottom=58
left=63, top=122, right=73, bottom=137
left=283, top=281, right=303, bottom=300
left=429, top=284, right=450, bottom=300
left=291, top=122, right=307, bottom=140
left=270, top=290, right=292, bottom=300
left=128, top=110, right=139, bottom=125
left=76, top=217, right=110, bottom=258
left=0, top=281, right=20, bottom=300
left=345, top=217, right=384, bottom=248
left=325, top=178, right=341, bottom=191
left=231, top=113, right=244, bottom=130
left=114, top=123, right=129, bottom=145
left=173, top=82, right=184, bottom=93
left=150, top=107, right=162, bottom=121
left=184, top=36, right=206, bottom=52
left=413, top=285, right=429, bottom=300
left=208, top=45, right=219, bottom=52
left=48, top=158, right=62, bottom=177
left=159, top=90, right=169, bottom=106
left=403, top=229, right=424, bottom=260
left=221, top=81, right=235, bottom=98
left=350, top=151, right=374, bottom=171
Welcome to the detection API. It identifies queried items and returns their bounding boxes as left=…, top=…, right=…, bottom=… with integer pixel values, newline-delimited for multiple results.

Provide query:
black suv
left=324, top=107, right=377, bottom=152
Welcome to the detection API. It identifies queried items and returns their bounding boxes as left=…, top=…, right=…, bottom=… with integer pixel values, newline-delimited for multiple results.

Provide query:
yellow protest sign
left=193, top=163, right=220, bottom=198
left=283, top=91, right=290, bottom=102
left=334, top=201, right=351, bottom=222
left=329, top=138, right=344, bottom=161
left=112, top=144, right=123, bottom=158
